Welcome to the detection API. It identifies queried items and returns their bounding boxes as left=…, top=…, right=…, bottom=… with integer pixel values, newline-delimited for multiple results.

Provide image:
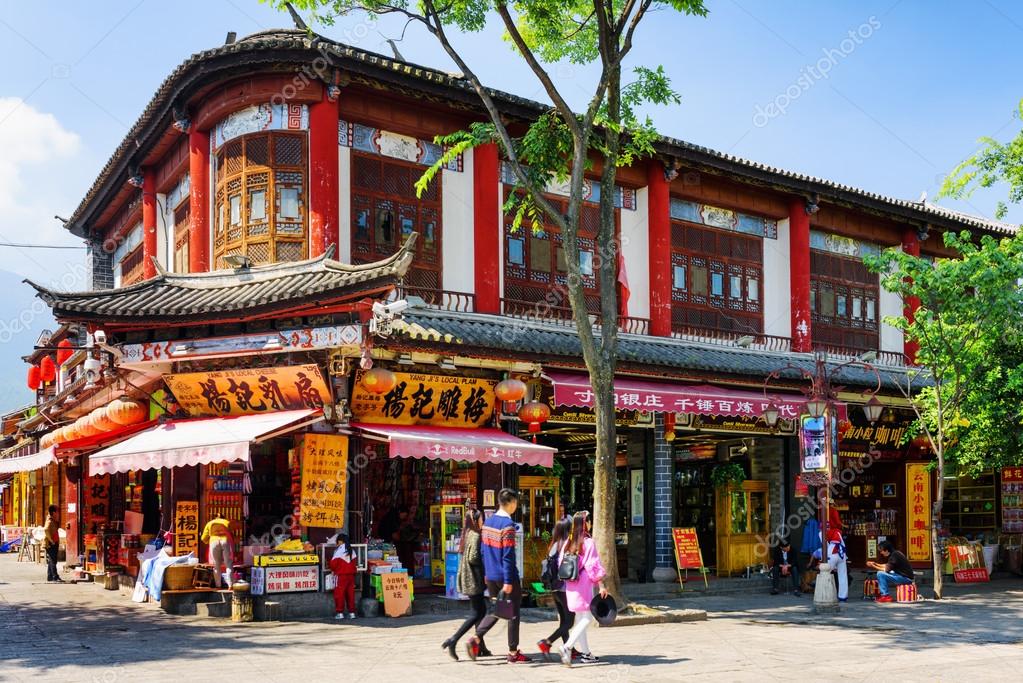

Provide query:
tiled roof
left=67, top=28, right=1017, bottom=239
left=393, top=308, right=923, bottom=391
left=27, top=238, right=414, bottom=323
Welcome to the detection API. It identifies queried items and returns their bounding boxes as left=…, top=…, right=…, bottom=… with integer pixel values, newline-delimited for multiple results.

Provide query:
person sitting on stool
left=867, top=541, right=915, bottom=603
left=770, top=538, right=801, bottom=595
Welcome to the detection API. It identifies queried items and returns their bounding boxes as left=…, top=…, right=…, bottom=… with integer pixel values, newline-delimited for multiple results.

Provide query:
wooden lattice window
left=173, top=197, right=190, bottom=273
left=669, top=219, right=763, bottom=334
left=120, top=245, right=144, bottom=286
left=351, top=152, right=442, bottom=291
left=502, top=191, right=608, bottom=317
left=810, top=250, right=879, bottom=351
left=213, top=132, right=307, bottom=269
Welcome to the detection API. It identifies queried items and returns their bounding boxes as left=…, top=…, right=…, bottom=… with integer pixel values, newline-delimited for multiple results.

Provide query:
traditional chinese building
left=3, top=27, right=1017, bottom=594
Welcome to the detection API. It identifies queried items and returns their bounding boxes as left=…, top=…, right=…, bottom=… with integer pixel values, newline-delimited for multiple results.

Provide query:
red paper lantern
left=361, top=367, right=397, bottom=395
left=837, top=420, right=853, bottom=437
left=106, top=399, right=147, bottom=426
left=39, top=356, right=56, bottom=383
left=495, top=378, right=527, bottom=403
left=27, top=365, right=41, bottom=391
left=518, top=400, right=550, bottom=439
left=56, top=339, right=73, bottom=365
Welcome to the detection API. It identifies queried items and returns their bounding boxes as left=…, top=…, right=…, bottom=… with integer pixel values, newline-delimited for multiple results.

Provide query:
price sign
left=381, top=572, right=412, bottom=617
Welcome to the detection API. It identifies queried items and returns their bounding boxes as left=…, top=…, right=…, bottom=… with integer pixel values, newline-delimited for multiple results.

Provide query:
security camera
left=93, top=330, right=107, bottom=345
left=372, top=300, right=409, bottom=317
left=83, top=357, right=101, bottom=386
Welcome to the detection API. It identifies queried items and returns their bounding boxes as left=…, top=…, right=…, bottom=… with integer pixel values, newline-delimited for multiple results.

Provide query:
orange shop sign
left=165, top=365, right=330, bottom=416
left=298, top=433, right=349, bottom=529
left=350, top=370, right=496, bottom=428
left=905, top=463, right=931, bottom=562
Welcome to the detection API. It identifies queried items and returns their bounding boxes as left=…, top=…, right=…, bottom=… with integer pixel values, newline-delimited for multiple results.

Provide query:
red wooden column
left=308, top=92, right=340, bottom=257
left=648, top=161, right=672, bottom=337
left=188, top=128, right=210, bottom=272
left=788, top=197, right=812, bottom=352
left=902, top=227, right=921, bottom=364
left=142, top=168, right=158, bottom=280
left=473, top=143, right=501, bottom=314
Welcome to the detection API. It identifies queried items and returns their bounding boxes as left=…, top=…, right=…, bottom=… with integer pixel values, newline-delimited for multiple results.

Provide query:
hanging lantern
left=39, top=356, right=57, bottom=383
left=39, top=432, right=53, bottom=450
left=837, top=419, right=853, bottom=437
left=75, top=415, right=101, bottom=438
left=106, top=398, right=147, bottom=426
left=518, top=400, right=550, bottom=440
left=495, top=378, right=527, bottom=403
left=63, top=423, right=82, bottom=443
left=910, top=434, right=931, bottom=451
left=27, top=365, right=41, bottom=391
left=89, top=408, right=119, bottom=433
left=56, top=339, right=74, bottom=365
left=360, top=367, right=397, bottom=395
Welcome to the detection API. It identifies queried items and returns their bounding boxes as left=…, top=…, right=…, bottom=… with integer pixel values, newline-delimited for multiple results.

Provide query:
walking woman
left=558, top=511, right=607, bottom=667
left=441, top=509, right=492, bottom=660
left=537, top=518, right=574, bottom=660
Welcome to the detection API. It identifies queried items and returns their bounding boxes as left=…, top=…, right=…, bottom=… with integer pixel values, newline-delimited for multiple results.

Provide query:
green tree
left=272, top=0, right=708, bottom=604
left=865, top=231, right=1023, bottom=599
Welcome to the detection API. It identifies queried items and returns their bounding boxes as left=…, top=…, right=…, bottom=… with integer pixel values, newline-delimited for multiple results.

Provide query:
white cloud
left=0, top=97, right=86, bottom=285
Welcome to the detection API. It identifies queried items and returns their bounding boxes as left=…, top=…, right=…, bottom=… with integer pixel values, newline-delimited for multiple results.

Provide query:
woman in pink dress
left=558, top=511, right=608, bottom=666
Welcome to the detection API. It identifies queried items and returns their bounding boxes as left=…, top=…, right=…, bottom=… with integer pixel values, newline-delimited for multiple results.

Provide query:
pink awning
left=0, top=446, right=56, bottom=474
left=353, top=423, right=555, bottom=467
left=89, top=409, right=322, bottom=476
left=548, top=371, right=819, bottom=420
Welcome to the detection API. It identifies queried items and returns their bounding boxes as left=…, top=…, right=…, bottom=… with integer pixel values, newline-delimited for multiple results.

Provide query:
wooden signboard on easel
left=381, top=571, right=412, bottom=617
left=672, top=527, right=708, bottom=589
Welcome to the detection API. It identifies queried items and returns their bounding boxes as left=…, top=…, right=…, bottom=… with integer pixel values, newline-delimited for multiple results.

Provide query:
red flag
left=617, top=250, right=630, bottom=318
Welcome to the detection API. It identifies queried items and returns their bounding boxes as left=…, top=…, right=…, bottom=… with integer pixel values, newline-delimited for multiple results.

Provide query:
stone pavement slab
left=1, top=555, right=1021, bottom=682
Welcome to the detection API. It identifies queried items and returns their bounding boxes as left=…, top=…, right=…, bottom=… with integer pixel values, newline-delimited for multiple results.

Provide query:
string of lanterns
left=40, top=398, right=148, bottom=449
left=26, top=338, right=76, bottom=391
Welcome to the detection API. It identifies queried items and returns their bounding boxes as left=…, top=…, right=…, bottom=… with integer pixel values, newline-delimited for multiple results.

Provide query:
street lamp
left=763, top=403, right=781, bottom=429
left=805, top=397, right=828, bottom=419
left=863, top=395, right=884, bottom=424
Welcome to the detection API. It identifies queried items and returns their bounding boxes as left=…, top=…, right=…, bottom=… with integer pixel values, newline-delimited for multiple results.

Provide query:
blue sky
left=0, top=0, right=1021, bottom=411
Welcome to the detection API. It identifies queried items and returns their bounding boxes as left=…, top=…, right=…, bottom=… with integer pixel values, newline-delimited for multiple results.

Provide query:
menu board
left=1002, top=467, right=1023, bottom=533
left=672, top=527, right=703, bottom=569
left=298, top=433, right=349, bottom=529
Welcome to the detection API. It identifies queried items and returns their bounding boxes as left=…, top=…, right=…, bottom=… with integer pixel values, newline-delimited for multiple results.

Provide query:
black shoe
left=478, top=644, right=493, bottom=657
left=770, top=589, right=779, bottom=595
left=441, top=638, right=458, bottom=661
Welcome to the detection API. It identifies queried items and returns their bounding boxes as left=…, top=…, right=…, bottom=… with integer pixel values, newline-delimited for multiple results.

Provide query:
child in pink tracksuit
left=557, top=511, right=607, bottom=666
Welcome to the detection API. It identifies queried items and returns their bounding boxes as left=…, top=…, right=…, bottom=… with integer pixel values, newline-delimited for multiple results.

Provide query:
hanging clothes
left=801, top=518, right=821, bottom=555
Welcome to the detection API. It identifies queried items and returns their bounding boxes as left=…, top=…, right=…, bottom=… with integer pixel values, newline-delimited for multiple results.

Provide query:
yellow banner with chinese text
left=298, top=433, right=348, bottom=529
left=174, top=500, right=200, bottom=557
left=165, top=365, right=330, bottom=416
left=906, top=463, right=931, bottom=561
left=350, top=370, right=496, bottom=428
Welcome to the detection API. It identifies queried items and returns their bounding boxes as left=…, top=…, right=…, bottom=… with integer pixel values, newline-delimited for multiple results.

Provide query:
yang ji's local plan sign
left=164, top=365, right=331, bottom=416
left=298, top=433, right=349, bottom=529
left=350, top=370, right=496, bottom=427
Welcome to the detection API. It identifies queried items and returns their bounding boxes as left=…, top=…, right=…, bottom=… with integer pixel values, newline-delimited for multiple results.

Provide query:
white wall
left=620, top=186, right=649, bottom=320
left=338, top=145, right=352, bottom=263
left=763, top=217, right=791, bottom=339
left=441, top=148, right=474, bottom=293
left=879, top=285, right=904, bottom=353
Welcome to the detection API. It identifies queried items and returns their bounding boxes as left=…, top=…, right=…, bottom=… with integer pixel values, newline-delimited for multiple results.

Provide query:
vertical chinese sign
left=84, top=475, right=110, bottom=531
left=799, top=415, right=828, bottom=473
left=298, top=434, right=349, bottom=529
left=174, top=500, right=200, bottom=557
left=905, top=463, right=931, bottom=562
left=1001, top=466, right=1023, bottom=533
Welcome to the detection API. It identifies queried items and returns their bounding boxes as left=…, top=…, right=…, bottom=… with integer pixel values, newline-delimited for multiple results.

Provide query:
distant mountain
left=0, top=269, right=56, bottom=414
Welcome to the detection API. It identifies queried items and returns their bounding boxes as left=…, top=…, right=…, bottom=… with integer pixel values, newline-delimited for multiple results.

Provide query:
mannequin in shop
left=201, top=517, right=234, bottom=588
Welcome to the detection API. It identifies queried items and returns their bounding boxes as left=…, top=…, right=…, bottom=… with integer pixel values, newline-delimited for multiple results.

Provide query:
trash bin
left=982, top=545, right=999, bottom=576
left=1005, top=544, right=1022, bottom=576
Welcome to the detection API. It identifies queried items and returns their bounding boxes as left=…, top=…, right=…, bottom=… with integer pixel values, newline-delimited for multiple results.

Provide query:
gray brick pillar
left=652, top=413, right=677, bottom=581
left=86, top=239, right=114, bottom=290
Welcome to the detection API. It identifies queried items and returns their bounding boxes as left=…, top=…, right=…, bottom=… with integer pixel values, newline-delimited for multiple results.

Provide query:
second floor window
left=502, top=192, right=605, bottom=317
left=213, top=132, right=307, bottom=269
left=120, top=245, right=145, bottom=286
left=351, top=152, right=442, bottom=291
left=173, top=196, right=190, bottom=273
left=811, top=250, right=879, bottom=352
left=670, top=220, right=763, bottom=334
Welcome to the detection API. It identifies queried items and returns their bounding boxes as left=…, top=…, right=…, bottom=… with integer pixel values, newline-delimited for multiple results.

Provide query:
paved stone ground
left=1, top=555, right=1021, bottom=682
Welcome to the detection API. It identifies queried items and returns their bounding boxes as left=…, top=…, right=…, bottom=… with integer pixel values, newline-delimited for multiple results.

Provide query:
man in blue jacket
left=467, top=488, right=530, bottom=663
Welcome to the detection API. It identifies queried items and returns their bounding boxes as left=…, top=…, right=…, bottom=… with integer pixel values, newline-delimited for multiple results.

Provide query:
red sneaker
left=507, top=651, right=532, bottom=663
left=465, top=636, right=480, bottom=661
left=876, top=595, right=894, bottom=603
left=537, top=640, right=551, bottom=659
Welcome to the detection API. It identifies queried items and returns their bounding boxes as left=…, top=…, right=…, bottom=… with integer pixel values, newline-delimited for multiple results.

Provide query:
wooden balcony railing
left=811, top=342, right=909, bottom=367
left=500, top=297, right=650, bottom=335
left=670, top=325, right=792, bottom=352
left=396, top=285, right=476, bottom=313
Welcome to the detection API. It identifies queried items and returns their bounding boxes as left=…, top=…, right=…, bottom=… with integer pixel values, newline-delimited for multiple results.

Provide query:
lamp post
left=761, top=351, right=883, bottom=613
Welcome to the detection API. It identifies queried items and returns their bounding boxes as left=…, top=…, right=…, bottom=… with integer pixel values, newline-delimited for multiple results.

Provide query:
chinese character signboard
left=381, top=571, right=412, bottom=617
left=84, top=474, right=110, bottom=530
left=174, top=501, right=199, bottom=557
left=298, top=433, right=349, bottom=529
left=265, top=565, right=320, bottom=593
left=800, top=415, right=828, bottom=473
left=165, top=365, right=330, bottom=416
left=1001, top=466, right=1023, bottom=533
left=350, top=371, right=496, bottom=427
left=671, top=527, right=707, bottom=589
left=905, top=463, right=931, bottom=562
left=948, top=542, right=989, bottom=583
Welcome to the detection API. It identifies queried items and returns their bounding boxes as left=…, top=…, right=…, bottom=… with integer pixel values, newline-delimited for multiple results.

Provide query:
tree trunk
left=590, top=369, right=622, bottom=603
left=931, top=445, right=945, bottom=599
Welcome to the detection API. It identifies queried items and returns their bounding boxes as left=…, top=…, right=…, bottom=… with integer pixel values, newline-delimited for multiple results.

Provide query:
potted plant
left=710, top=462, right=746, bottom=488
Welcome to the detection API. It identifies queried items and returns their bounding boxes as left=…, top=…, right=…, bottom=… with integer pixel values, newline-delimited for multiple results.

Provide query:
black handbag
left=558, top=552, right=580, bottom=582
left=493, top=590, right=517, bottom=620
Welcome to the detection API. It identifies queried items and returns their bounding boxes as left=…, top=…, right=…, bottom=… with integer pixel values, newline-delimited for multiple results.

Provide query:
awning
left=0, top=446, right=56, bottom=474
left=89, top=409, right=322, bottom=476
left=353, top=423, right=555, bottom=467
left=548, top=371, right=816, bottom=421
